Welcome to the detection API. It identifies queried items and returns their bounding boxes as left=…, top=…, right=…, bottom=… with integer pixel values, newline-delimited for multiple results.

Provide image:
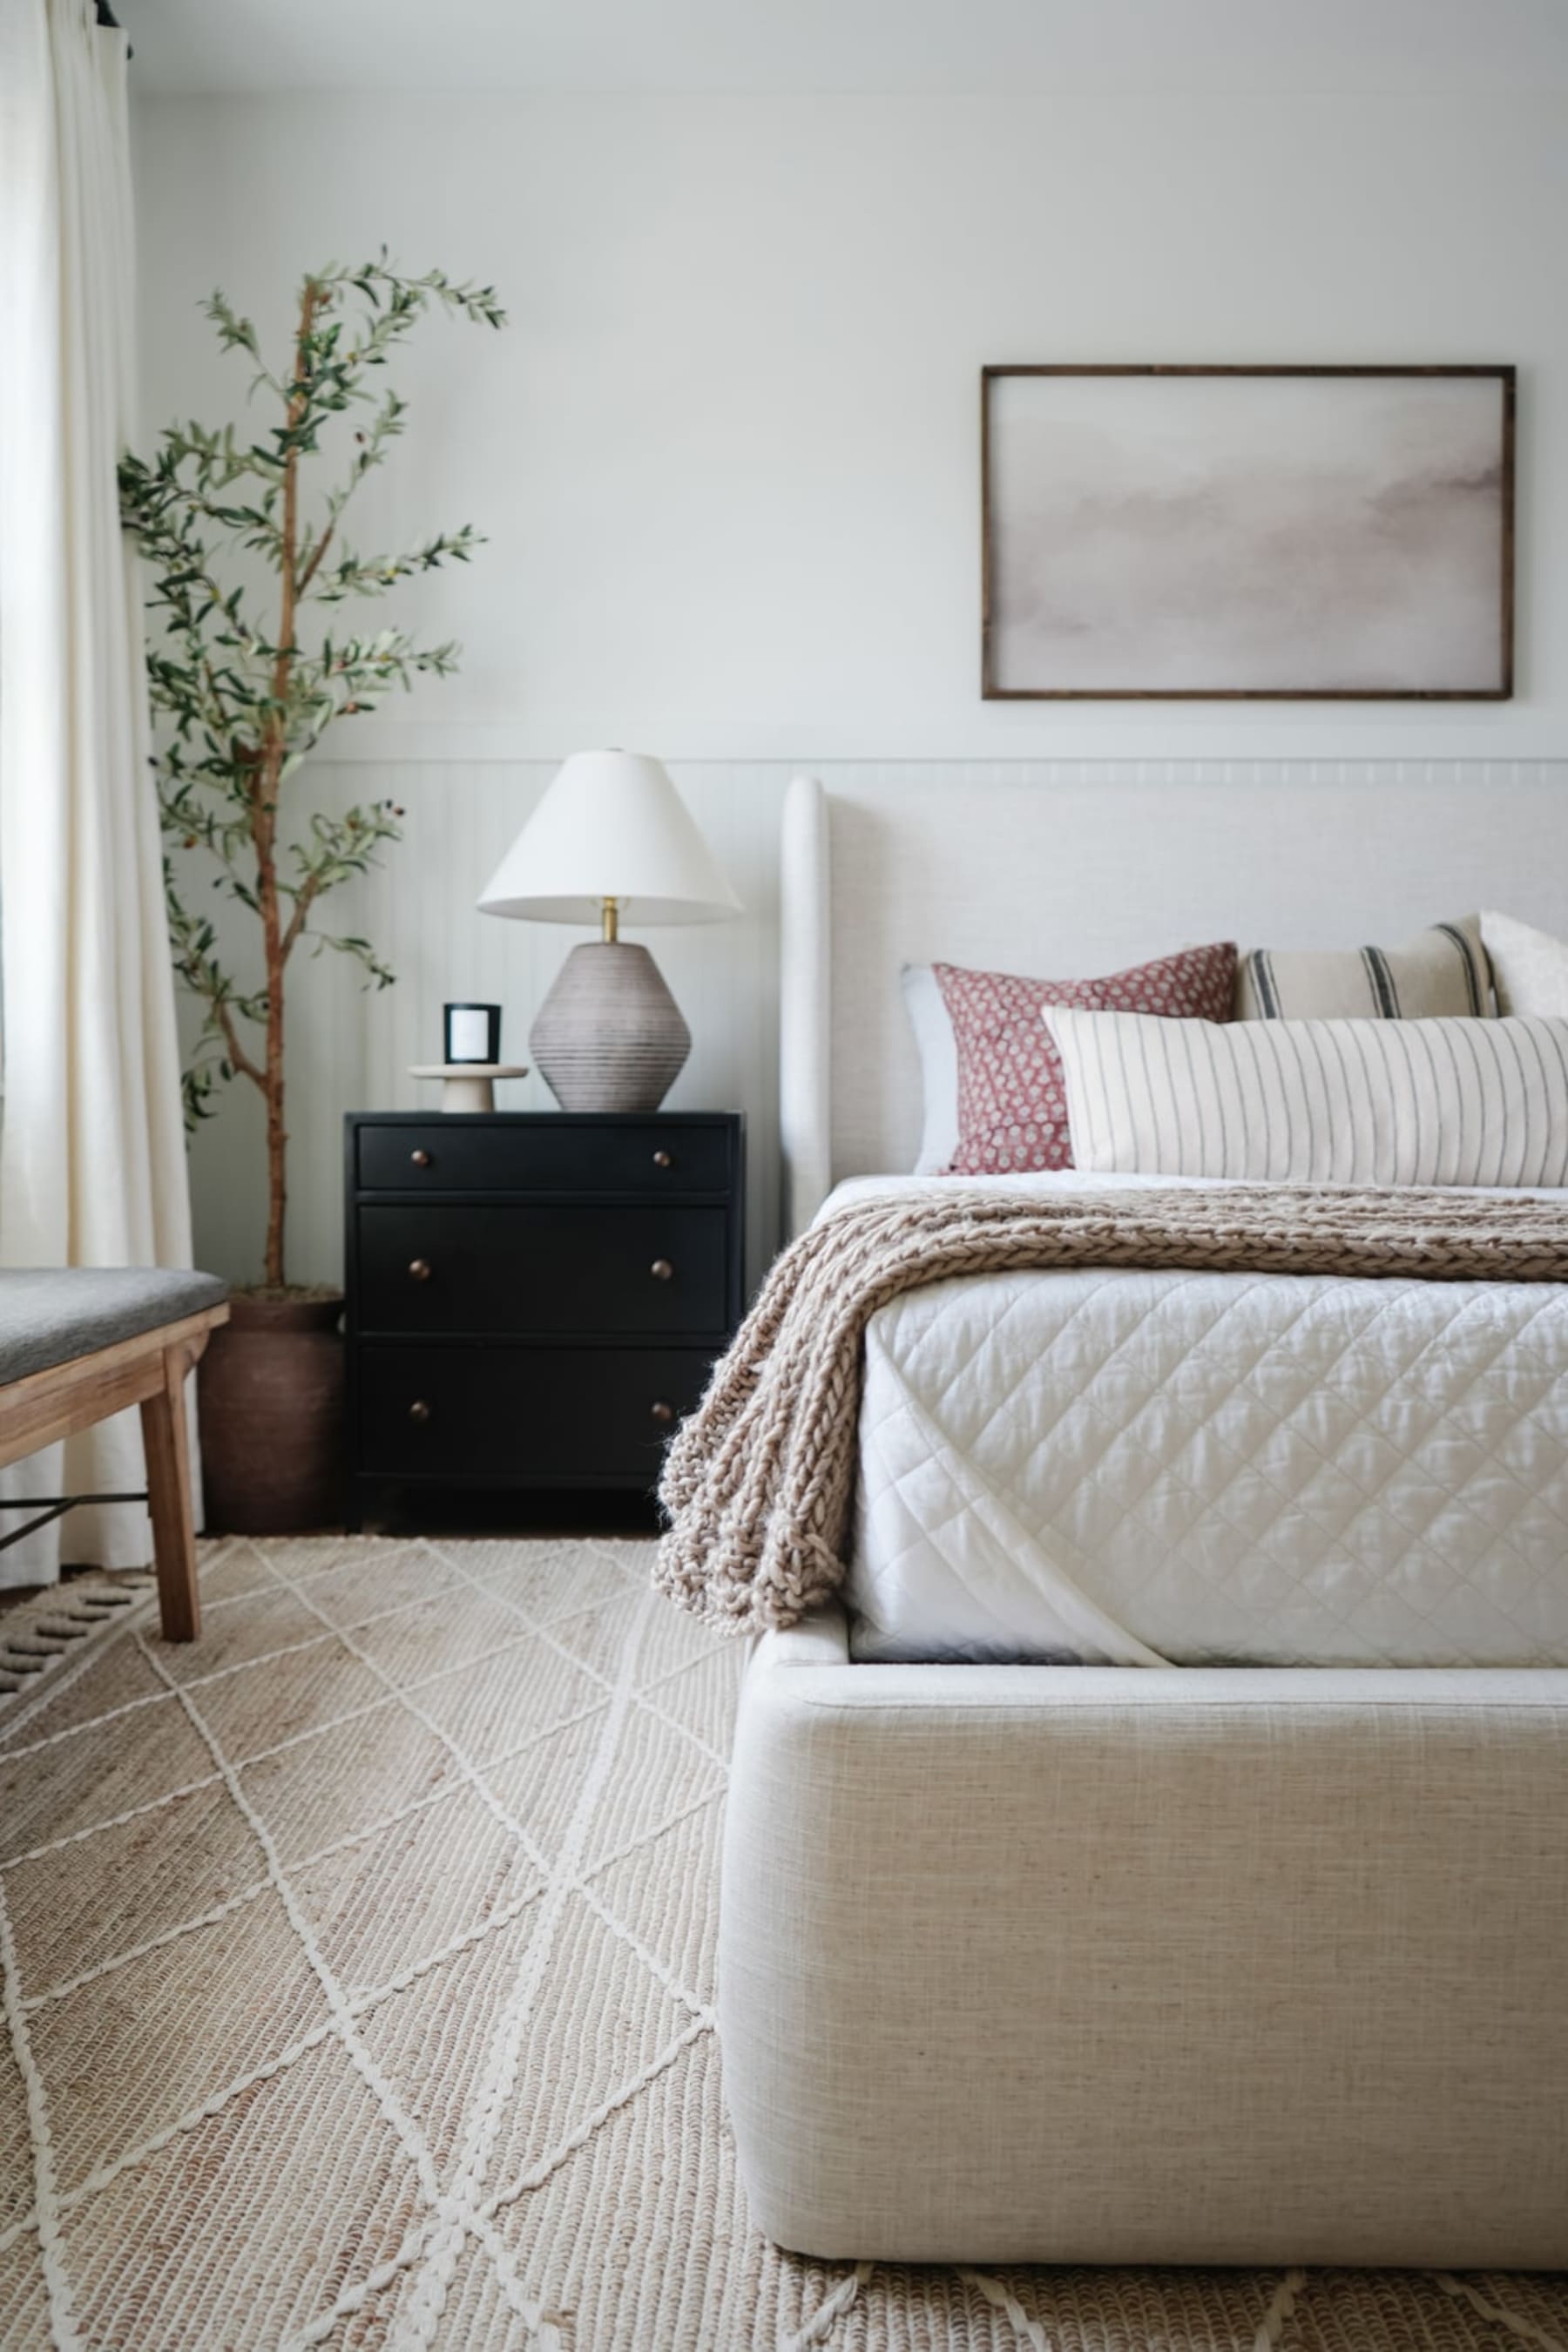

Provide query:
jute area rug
left=0, top=1536, right=1563, bottom=2352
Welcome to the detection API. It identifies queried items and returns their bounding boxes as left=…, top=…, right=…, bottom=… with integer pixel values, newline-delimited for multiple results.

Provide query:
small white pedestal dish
left=408, top=1063, right=530, bottom=1113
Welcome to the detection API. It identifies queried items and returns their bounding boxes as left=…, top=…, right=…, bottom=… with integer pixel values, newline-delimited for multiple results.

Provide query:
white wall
left=133, top=91, right=1568, bottom=760
left=127, top=90, right=1568, bottom=1285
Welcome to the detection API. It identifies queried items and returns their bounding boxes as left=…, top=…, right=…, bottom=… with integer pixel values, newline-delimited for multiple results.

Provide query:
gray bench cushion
left=0, top=1269, right=229, bottom=1385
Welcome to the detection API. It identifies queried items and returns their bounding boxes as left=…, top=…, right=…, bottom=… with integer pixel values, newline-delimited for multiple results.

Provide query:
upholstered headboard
left=779, top=767, right=1568, bottom=1234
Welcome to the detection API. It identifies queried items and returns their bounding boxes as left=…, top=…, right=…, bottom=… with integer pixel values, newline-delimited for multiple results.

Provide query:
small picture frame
left=443, top=1002, right=502, bottom=1064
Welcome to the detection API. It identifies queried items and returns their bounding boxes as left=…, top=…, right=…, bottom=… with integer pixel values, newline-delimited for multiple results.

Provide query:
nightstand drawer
left=357, top=1120, right=733, bottom=1195
left=358, top=1345, right=713, bottom=1484
left=355, top=1204, right=731, bottom=1336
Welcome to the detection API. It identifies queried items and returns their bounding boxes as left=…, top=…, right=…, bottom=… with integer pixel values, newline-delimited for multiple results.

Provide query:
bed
left=714, top=773, right=1568, bottom=2267
left=835, top=1171, right=1568, bottom=1670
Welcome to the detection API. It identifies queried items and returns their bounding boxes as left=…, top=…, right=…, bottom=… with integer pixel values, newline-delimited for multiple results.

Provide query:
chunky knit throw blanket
left=654, top=1183, right=1568, bottom=1632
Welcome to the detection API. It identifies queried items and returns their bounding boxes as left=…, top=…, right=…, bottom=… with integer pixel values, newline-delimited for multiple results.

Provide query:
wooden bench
left=0, top=1271, right=230, bottom=1642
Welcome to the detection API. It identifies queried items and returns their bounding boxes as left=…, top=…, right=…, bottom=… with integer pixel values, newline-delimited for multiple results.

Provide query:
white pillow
left=900, top=963, right=959, bottom=1174
left=1045, top=1006, right=1568, bottom=1188
left=1482, top=912, right=1568, bottom=1018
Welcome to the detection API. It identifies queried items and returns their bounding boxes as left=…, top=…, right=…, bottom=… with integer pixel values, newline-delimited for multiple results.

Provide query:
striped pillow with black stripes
left=1236, top=915, right=1494, bottom=1021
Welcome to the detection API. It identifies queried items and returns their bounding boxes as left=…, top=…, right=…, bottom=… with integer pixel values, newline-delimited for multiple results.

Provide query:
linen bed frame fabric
left=778, top=769, right=1568, bottom=1231
left=721, top=1605, right=1568, bottom=2268
left=720, top=774, right=1568, bottom=2266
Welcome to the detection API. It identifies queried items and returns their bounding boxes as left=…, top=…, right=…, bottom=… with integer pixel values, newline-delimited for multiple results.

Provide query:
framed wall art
left=981, top=364, right=1514, bottom=700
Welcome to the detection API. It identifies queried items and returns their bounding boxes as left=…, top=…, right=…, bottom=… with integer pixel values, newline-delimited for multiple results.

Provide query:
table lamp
left=476, top=749, right=742, bottom=1112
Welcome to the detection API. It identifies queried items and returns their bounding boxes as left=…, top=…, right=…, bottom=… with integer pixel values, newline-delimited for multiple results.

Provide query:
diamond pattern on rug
left=29, top=1889, right=325, bottom=2197
left=0, top=2036, right=33, bottom=2237
left=0, top=2239, right=51, bottom=2349
left=154, top=1582, right=327, bottom=1685
left=545, top=1589, right=649, bottom=1683
left=630, top=1596, right=736, bottom=1697
left=491, top=2031, right=747, bottom=2352
left=479, top=1706, right=618, bottom=1873
left=347, top=1586, right=531, bottom=1686
left=58, top=2038, right=425, bottom=2349
left=643, top=1639, right=749, bottom=1757
left=774, top=2261, right=1043, bottom=2352
left=482, top=1885, right=697, bottom=2193
left=973, top=2263, right=1284, bottom=2351
left=238, top=1699, right=460, bottom=1865
left=1454, top=2274, right=1568, bottom=2347
left=189, top=1634, right=390, bottom=1762
left=0, top=1686, right=214, bottom=1862
left=0, top=1633, right=168, bottom=1753
left=450, top=1535, right=633, bottom=1625
left=411, top=1637, right=605, bottom=1771
left=296, top=1539, right=465, bottom=1628
left=331, top=2230, right=537, bottom=2352
left=586, top=1797, right=726, bottom=2015
left=7, top=1778, right=260, bottom=1995
left=227, top=1534, right=362, bottom=1587
left=290, top=1781, right=544, bottom=1998
left=355, top=1902, right=548, bottom=2180
left=1285, top=2268, right=1545, bottom=2352
left=427, top=2242, right=557, bottom=2352
left=193, top=1535, right=280, bottom=1607
left=1, top=1534, right=1565, bottom=2352
left=564, top=1693, right=725, bottom=1877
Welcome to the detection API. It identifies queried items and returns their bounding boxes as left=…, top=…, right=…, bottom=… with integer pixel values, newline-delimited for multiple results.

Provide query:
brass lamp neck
left=600, top=896, right=619, bottom=944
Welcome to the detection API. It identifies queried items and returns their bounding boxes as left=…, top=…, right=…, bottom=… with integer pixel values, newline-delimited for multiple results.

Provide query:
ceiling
left=117, top=0, right=1568, bottom=98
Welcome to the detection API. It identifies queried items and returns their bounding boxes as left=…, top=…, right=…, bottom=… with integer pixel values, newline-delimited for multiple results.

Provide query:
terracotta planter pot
left=198, top=1294, right=345, bottom=1535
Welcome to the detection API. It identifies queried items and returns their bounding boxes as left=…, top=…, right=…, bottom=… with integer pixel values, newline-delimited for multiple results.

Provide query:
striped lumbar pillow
left=1045, top=1008, right=1568, bottom=1187
left=1237, top=914, right=1493, bottom=1020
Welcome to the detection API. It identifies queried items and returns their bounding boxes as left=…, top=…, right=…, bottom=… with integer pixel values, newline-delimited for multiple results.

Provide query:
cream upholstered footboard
left=719, top=1606, right=1568, bottom=2268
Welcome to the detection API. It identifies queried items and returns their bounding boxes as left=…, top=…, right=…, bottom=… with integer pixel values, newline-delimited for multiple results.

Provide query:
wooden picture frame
left=981, top=364, right=1515, bottom=700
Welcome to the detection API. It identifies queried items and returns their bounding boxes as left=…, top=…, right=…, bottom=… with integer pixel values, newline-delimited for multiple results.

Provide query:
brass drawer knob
left=410, top=1148, right=432, bottom=1169
left=409, top=1399, right=431, bottom=1423
left=409, top=1257, right=432, bottom=1281
left=650, top=1400, right=675, bottom=1424
left=650, top=1258, right=673, bottom=1281
left=652, top=1150, right=672, bottom=1169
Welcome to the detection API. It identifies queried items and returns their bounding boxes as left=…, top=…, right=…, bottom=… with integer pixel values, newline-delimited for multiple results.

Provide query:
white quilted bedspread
left=839, top=1179, right=1568, bottom=1666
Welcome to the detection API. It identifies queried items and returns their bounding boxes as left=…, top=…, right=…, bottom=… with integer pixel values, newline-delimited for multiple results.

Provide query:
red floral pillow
left=934, top=943, right=1237, bottom=1174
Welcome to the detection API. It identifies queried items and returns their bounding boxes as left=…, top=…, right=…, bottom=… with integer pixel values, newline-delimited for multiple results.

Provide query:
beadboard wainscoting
left=184, top=757, right=1568, bottom=1299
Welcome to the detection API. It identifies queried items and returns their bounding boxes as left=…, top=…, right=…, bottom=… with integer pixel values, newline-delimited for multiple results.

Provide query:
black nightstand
left=342, top=1111, right=744, bottom=1530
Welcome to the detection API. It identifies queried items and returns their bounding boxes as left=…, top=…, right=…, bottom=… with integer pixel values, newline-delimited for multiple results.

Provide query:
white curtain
left=0, top=0, right=196, bottom=1584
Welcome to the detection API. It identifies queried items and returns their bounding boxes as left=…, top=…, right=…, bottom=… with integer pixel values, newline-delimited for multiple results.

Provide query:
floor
left=0, top=1537, right=1563, bottom=2350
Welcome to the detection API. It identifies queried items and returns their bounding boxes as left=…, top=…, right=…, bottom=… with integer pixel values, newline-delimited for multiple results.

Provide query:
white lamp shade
left=476, top=750, right=743, bottom=927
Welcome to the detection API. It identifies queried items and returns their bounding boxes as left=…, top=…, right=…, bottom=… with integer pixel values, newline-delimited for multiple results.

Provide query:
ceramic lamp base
left=530, top=941, right=692, bottom=1112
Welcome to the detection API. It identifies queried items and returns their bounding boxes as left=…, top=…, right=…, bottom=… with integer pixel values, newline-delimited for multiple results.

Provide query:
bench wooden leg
left=139, top=1342, right=200, bottom=1642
